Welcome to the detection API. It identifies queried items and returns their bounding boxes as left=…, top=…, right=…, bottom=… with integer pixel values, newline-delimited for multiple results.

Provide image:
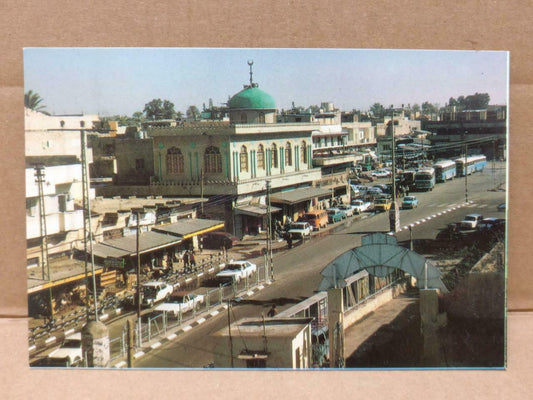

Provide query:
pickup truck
left=141, top=281, right=174, bottom=307
left=47, top=332, right=84, bottom=367
left=155, top=292, right=205, bottom=316
left=351, top=199, right=372, bottom=214
left=216, top=260, right=257, bottom=283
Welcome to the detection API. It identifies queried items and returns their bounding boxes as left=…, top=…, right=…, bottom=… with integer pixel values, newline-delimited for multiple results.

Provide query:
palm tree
left=25, top=90, right=47, bottom=112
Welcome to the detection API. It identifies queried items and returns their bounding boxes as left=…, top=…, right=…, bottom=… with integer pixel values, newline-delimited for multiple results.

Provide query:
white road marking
left=115, top=308, right=122, bottom=314
left=134, top=351, right=145, bottom=359
left=45, top=336, right=56, bottom=344
left=247, top=291, right=254, bottom=296
left=167, top=333, right=177, bottom=340
left=196, top=318, right=206, bottom=324
left=100, top=313, right=109, bottom=321
left=258, top=285, right=264, bottom=290
left=208, top=268, right=214, bottom=273
left=210, top=310, right=219, bottom=317
left=182, top=325, right=192, bottom=332
left=185, top=278, right=192, bottom=283
left=114, top=361, right=127, bottom=368
left=150, top=342, right=161, bottom=349
left=28, top=345, right=36, bottom=352
left=64, top=328, right=75, bottom=336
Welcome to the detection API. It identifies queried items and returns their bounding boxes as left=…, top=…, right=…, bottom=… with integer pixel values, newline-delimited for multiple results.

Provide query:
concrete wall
left=343, top=283, right=406, bottom=328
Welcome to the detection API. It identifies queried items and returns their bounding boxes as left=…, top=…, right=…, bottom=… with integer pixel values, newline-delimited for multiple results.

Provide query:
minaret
left=247, top=60, right=258, bottom=88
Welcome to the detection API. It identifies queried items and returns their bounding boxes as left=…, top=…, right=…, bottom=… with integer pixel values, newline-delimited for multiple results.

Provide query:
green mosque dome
left=228, top=86, right=276, bottom=110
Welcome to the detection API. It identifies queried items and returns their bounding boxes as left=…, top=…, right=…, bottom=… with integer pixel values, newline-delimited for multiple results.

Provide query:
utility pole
left=227, top=300, right=234, bottom=368
left=266, top=180, right=273, bottom=282
left=34, top=164, right=53, bottom=320
left=389, top=106, right=400, bottom=233
left=136, top=210, right=141, bottom=323
left=81, top=126, right=99, bottom=322
left=200, top=168, right=205, bottom=216
left=464, top=139, right=468, bottom=203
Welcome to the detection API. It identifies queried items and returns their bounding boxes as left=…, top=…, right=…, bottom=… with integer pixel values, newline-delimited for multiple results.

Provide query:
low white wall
left=343, top=283, right=406, bottom=329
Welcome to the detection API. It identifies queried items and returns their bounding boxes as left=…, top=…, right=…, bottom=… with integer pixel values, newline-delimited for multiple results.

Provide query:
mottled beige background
left=0, top=0, right=531, bottom=398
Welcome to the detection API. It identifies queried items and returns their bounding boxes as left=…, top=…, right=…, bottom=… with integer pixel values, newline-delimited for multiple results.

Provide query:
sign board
left=104, top=258, right=125, bottom=269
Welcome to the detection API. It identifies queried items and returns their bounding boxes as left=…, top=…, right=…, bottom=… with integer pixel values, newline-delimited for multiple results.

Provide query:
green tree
left=186, top=105, right=200, bottom=121
left=369, top=103, right=384, bottom=117
left=25, top=90, right=47, bottom=112
left=463, top=92, right=490, bottom=109
left=421, top=101, right=438, bottom=115
left=143, top=98, right=176, bottom=120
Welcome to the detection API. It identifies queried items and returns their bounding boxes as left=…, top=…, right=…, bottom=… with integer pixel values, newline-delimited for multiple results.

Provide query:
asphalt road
left=133, top=164, right=507, bottom=368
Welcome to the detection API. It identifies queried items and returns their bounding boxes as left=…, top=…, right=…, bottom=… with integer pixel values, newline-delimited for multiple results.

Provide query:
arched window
left=204, top=146, right=222, bottom=173
left=271, top=143, right=278, bottom=168
left=257, top=144, right=265, bottom=170
left=285, top=142, right=292, bottom=166
left=301, top=141, right=307, bottom=164
left=258, top=112, right=265, bottom=123
left=240, top=145, right=249, bottom=172
left=240, top=113, right=248, bottom=124
left=166, top=147, right=184, bottom=174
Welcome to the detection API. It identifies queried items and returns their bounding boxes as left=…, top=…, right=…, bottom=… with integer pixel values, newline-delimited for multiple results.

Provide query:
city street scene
left=24, top=48, right=507, bottom=369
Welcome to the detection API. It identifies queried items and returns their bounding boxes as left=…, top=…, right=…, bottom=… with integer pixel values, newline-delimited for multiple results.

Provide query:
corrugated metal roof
left=152, top=218, right=225, bottom=238
left=95, top=231, right=182, bottom=256
left=270, top=187, right=332, bottom=204
left=234, top=204, right=281, bottom=217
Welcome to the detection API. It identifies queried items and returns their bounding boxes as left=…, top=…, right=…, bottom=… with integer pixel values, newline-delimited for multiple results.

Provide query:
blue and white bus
left=433, top=160, right=456, bottom=183
left=414, top=167, right=436, bottom=191
left=455, top=155, right=487, bottom=176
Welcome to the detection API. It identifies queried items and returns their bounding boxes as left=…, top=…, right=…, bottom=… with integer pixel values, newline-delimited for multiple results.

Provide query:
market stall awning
left=152, top=218, right=225, bottom=239
left=270, top=187, right=332, bottom=205
left=234, top=204, right=281, bottom=217
left=28, top=259, right=103, bottom=293
left=95, top=231, right=183, bottom=257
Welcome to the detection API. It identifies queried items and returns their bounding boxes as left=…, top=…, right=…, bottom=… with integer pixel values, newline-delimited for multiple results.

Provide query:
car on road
left=401, top=196, right=419, bottom=209
left=201, top=231, right=239, bottom=250
left=300, top=210, right=329, bottom=231
left=216, top=260, right=257, bottom=283
left=371, top=169, right=391, bottom=178
left=287, top=222, right=313, bottom=238
left=155, top=291, right=205, bottom=315
left=326, top=208, right=346, bottom=223
left=351, top=199, right=372, bottom=214
left=459, top=214, right=484, bottom=230
left=141, top=281, right=174, bottom=307
left=337, top=204, right=354, bottom=217
left=373, top=197, right=392, bottom=212
left=477, top=218, right=506, bottom=234
left=365, top=186, right=383, bottom=197
left=47, top=333, right=83, bottom=367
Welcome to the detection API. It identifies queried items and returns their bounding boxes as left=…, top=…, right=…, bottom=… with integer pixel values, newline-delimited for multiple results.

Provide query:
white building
left=212, top=317, right=313, bottom=369
left=25, top=108, right=98, bottom=267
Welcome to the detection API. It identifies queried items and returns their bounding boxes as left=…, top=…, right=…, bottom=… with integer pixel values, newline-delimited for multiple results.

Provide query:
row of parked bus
left=412, top=155, right=487, bottom=191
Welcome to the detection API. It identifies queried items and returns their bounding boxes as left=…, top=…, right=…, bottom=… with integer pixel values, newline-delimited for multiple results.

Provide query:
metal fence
left=121, top=263, right=269, bottom=351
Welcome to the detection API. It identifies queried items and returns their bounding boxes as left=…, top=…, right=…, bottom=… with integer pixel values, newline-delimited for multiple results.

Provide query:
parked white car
left=337, top=204, right=354, bottom=217
left=141, top=281, right=174, bottom=307
left=459, top=214, right=484, bottom=230
left=155, top=292, right=205, bottom=316
left=216, top=260, right=257, bottom=283
left=351, top=199, right=372, bottom=214
left=288, top=222, right=313, bottom=238
left=47, top=333, right=83, bottom=366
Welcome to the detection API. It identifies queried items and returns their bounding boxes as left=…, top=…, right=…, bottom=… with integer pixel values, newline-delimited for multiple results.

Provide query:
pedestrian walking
left=267, top=304, right=278, bottom=317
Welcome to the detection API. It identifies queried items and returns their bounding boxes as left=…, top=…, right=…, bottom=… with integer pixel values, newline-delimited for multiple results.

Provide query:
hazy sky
left=23, top=48, right=508, bottom=116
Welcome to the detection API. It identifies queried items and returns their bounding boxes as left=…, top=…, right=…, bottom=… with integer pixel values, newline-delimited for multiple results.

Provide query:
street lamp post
left=389, top=106, right=400, bottom=233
